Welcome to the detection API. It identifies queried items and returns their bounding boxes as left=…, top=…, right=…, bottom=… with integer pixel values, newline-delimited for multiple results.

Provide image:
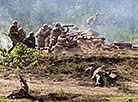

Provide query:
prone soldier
left=85, top=65, right=117, bottom=86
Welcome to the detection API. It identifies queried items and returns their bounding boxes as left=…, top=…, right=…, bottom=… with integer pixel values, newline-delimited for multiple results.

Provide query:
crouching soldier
left=18, top=28, right=26, bottom=42
left=36, top=24, right=51, bottom=49
left=5, top=74, right=36, bottom=100
left=54, top=27, right=69, bottom=53
left=23, top=32, right=36, bottom=48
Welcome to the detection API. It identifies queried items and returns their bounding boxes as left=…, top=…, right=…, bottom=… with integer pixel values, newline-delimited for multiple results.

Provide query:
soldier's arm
left=64, top=27, right=69, bottom=34
left=8, top=26, right=17, bottom=36
left=36, top=29, right=42, bottom=37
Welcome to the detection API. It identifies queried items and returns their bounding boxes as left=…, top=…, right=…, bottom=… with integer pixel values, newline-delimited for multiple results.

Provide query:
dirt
left=0, top=72, right=137, bottom=100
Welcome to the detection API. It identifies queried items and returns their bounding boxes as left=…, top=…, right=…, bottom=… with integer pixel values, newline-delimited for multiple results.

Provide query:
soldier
left=23, top=32, right=36, bottom=48
left=86, top=13, right=100, bottom=37
left=36, top=24, right=51, bottom=48
left=91, top=65, right=116, bottom=86
left=54, top=27, right=69, bottom=53
left=8, top=20, right=20, bottom=53
left=18, top=28, right=26, bottom=42
left=49, top=22, right=62, bottom=47
left=5, top=74, right=36, bottom=100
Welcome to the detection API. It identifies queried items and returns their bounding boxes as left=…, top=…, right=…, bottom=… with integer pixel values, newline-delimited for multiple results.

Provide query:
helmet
left=43, top=24, right=48, bottom=27
left=73, top=26, right=79, bottom=30
left=29, top=31, right=34, bottom=36
left=18, top=27, right=23, bottom=32
left=95, top=12, right=99, bottom=16
left=13, top=20, right=17, bottom=24
left=55, top=22, right=61, bottom=27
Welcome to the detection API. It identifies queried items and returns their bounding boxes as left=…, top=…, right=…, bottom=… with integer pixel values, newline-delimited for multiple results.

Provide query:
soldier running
left=8, top=20, right=20, bottom=53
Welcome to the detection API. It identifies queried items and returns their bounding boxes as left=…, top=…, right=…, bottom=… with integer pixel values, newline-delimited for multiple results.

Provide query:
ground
left=0, top=42, right=138, bottom=101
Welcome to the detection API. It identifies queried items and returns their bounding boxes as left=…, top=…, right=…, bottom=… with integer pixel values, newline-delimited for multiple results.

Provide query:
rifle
left=63, top=24, right=74, bottom=27
left=2, top=32, right=9, bottom=36
left=19, top=74, right=25, bottom=82
left=105, top=69, right=116, bottom=72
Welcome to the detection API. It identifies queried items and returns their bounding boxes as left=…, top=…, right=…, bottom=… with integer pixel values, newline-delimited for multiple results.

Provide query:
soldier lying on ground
left=85, top=65, right=117, bottom=86
left=23, top=32, right=36, bottom=49
left=5, top=74, right=36, bottom=100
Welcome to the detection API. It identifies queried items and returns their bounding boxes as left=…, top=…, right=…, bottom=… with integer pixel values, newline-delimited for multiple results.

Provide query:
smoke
left=0, top=7, right=12, bottom=31
left=0, top=6, right=13, bottom=48
left=0, top=0, right=137, bottom=45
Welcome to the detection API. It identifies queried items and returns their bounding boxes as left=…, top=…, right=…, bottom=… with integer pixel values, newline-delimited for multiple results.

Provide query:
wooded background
left=0, top=0, right=138, bottom=47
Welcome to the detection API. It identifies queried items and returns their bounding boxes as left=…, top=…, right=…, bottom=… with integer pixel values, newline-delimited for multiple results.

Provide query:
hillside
left=0, top=45, right=138, bottom=101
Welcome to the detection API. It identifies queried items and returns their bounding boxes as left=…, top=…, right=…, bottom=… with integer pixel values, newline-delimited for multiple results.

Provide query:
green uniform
left=8, top=24, right=19, bottom=53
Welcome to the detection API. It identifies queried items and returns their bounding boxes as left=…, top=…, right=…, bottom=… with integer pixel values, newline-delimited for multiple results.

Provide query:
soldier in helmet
left=86, top=13, right=100, bottom=37
left=49, top=22, right=62, bottom=47
left=18, top=28, right=26, bottom=42
left=23, top=32, right=36, bottom=48
left=36, top=24, right=51, bottom=49
left=8, top=20, right=20, bottom=53
left=54, top=27, right=69, bottom=53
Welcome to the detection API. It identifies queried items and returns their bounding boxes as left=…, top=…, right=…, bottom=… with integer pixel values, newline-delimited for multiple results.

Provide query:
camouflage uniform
left=8, top=20, right=19, bottom=53
left=36, top=24, right=51, bottom=48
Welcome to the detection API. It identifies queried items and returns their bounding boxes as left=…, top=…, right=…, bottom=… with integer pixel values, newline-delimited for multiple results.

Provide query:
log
left=112, top=41, right=132, bottom=48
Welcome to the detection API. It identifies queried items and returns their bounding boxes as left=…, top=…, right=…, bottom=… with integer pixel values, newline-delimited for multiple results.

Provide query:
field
left=0, top=45, right=138, bottom=101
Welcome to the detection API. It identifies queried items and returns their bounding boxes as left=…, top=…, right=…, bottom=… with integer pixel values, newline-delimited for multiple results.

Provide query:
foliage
left=0, top=0, right=138, bottom=46
left=0, top=44, right=40, bottom=69
left=118, top=85, right=138, bottom=94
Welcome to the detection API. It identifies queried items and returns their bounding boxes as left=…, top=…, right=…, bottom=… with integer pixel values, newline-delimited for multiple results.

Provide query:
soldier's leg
left=95, top=74, right=101, bottom=85
left=5, top=92, right=13, bottom=99
left=8, top=38, right=18, bottom=53
left=45, top=37, right=50, bottom=47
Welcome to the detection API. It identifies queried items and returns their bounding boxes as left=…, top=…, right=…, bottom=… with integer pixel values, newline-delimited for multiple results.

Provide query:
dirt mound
left=65, top=39, right=124, bottom=54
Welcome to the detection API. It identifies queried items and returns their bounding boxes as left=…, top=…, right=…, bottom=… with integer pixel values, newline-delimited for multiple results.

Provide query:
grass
left=118, top=85, right=138, bottom=94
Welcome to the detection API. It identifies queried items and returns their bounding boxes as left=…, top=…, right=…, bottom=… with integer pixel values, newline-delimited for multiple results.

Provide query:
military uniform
left=91, top=65, right=109, bottom=86
left=18, top=28, right=26, bottom=42
left=23, top=32, right=36, bottom=48
left=36, top=24, right=51, bottom=48
left=49, top=27, right=61, bottom=46
left=5, top=76, right=29, bottom=99
left=53, top=32, right=67, bottom=53
left=87, top=13, right=100, bottom=37
left=8, top=21, right=19, bottom=53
